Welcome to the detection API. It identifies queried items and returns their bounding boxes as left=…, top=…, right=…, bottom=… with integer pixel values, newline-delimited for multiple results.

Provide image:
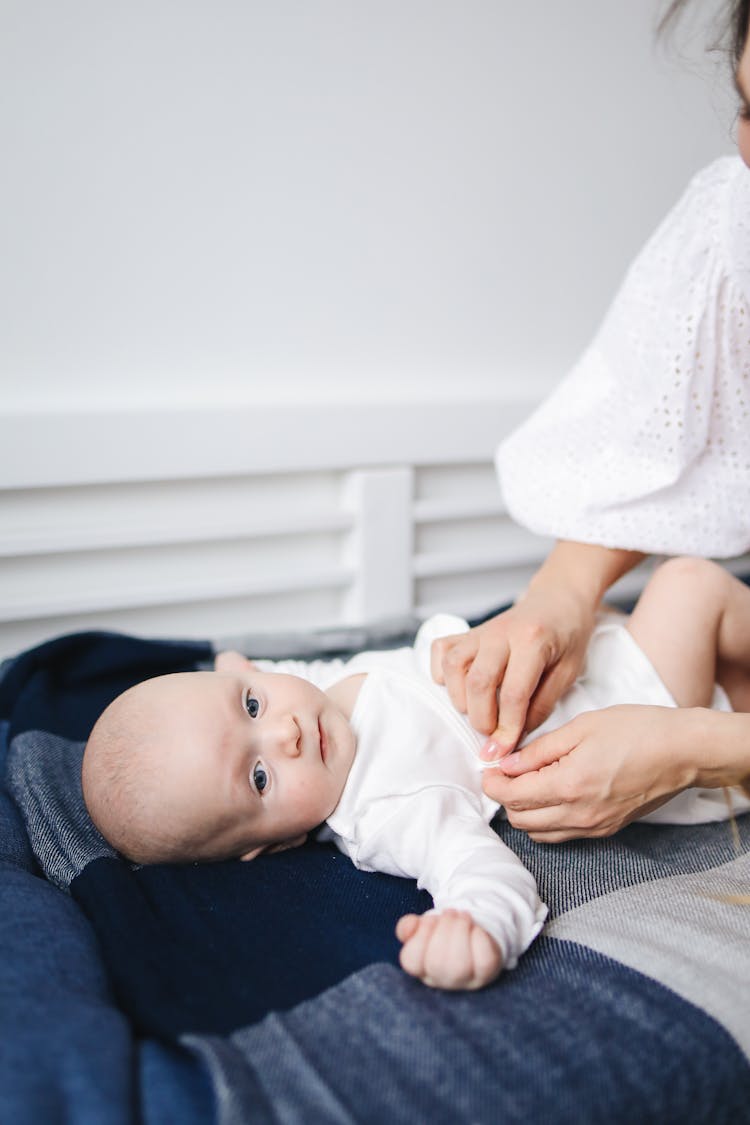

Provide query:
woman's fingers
left=482, top=741, right=576, bottom=819
left=490, top=723, right=578, bottom=775
left=523, top=658, right=580, bottom=736
left=433, top=622, right=528, bottom=735
left=462, top=638, right=511, bottom=735
left=432, top=595, right=594, bottom=753
left=483, top=646, right=547, bottom=750
left=431, top=633, right=479, bottom=715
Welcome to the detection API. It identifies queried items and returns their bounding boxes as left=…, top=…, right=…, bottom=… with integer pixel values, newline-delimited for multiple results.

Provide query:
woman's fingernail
left=496, top=755, right=516, bottom=772
left=481, top=741, right=501, bottom=761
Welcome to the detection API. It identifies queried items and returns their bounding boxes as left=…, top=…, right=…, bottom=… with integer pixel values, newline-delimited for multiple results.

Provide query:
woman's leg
left=625, top=557, right=750, bottom=711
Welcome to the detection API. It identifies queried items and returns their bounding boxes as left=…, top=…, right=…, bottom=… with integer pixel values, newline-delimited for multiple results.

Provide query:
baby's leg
left=626, top=558, right=750, bottom=711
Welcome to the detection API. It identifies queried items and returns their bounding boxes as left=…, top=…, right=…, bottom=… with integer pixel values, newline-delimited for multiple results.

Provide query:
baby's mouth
left=318, top=719, right=327, bottom=763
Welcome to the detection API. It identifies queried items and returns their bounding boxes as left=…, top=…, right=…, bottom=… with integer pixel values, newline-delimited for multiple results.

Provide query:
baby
left=82, top=557, right=750, bottom=991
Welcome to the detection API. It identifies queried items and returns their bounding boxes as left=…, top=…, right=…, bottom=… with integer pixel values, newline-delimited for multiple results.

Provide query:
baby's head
left=82, top=662, right=357, bottom=865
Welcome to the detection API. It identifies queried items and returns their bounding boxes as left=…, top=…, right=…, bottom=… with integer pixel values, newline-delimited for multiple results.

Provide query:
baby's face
left=143, top=666, right=357, bottom=860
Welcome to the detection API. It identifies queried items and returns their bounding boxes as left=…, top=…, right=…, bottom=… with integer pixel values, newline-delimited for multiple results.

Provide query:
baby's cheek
left=288, top=774, right=330, bottom=828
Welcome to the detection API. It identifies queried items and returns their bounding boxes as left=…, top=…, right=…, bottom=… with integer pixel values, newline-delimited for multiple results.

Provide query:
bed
left=2, top=399, right=749, bottom=1123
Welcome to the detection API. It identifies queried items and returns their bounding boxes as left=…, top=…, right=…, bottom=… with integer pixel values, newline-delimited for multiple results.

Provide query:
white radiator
left=3, top=395, right=738, bottom=660
left=0, top=397, right=552, bottom=656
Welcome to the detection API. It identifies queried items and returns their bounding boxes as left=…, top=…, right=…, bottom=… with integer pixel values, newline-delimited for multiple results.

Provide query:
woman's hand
left=483, top=704, right=699, bottom=841
left=431, top=585, right=596, bottom=753
left=430, top=542, right=643, bottom=754
left=396, top=909, right=503, bottom=990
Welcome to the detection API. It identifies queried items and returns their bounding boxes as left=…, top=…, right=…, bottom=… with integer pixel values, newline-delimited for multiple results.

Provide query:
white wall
left=0, top=1, right=743, bottom=655
left=0, top=0, right=737, bottom=411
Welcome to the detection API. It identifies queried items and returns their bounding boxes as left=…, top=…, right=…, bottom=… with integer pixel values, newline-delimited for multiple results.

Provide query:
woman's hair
left=658, top=0, right=748, bottom=63
left=734, top=0, right=750, bottom=59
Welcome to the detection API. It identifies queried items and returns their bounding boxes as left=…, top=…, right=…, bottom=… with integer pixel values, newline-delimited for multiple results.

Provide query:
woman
left=433, top=0, right=750, bottom=841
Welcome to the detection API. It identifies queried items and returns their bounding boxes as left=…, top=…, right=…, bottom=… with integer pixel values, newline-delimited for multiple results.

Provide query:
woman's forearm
left=681, top=708, right=750, bottom=791
left=526, top=541, right=645, bottom=608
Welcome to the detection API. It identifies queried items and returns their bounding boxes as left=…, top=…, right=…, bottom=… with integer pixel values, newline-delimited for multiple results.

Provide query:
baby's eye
left=245, top=692, right=260, bottom=719
left=252, top=762, right=269, bottom=794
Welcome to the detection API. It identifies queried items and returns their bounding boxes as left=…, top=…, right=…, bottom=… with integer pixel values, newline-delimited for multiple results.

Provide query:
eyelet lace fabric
left=497, top=156, right=750, bottom=556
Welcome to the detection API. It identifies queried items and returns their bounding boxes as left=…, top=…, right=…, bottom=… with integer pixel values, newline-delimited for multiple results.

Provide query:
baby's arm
left=360, top=790, right=547, bottom=990
left=396, top=908, right=503, bottom=990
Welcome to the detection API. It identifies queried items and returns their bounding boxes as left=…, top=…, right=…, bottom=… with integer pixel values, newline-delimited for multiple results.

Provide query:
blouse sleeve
left=497, top=156, right=750, bottom=557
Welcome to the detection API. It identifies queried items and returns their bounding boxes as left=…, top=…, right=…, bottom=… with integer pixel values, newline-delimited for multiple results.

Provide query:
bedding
left=2, top=625, right=750, bottom=1124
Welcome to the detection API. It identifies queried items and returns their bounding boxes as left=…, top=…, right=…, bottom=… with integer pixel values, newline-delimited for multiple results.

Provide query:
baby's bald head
left=84, top=679, right=172, bottom=862
left=82, top=673, right=231, bottom=864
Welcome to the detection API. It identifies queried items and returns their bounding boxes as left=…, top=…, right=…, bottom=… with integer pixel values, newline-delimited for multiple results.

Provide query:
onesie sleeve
left=358, top=788, right=547, bottom=970
left=497, top=156, right=750, bottom=557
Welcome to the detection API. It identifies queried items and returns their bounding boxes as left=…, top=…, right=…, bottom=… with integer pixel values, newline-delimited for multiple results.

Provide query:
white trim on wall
left=0, top=398, right=535, bottom=488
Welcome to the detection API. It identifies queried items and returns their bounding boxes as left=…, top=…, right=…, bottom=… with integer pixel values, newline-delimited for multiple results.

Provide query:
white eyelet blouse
left=497, top=156, right=750, bottom=557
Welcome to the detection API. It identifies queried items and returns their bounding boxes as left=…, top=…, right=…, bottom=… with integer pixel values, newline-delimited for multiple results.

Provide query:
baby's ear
left=214, top=650, right=257, bottom=675
left=240, top=834, right=307, bottom=862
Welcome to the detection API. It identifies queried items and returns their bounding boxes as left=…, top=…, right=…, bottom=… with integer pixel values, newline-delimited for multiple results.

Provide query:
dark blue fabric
left=72, top=848, right=429, bottom=1037
left=0, top=720, right=35, bottom=872
left=0, top=863, right=215, bottom=1125
left=0, top=863, right=135, bottom=1125
left=0, top=629, right=213, bottom=744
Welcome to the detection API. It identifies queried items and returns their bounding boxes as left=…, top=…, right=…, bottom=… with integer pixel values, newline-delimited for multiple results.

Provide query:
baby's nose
left=271, top=715, right=301, bottom=758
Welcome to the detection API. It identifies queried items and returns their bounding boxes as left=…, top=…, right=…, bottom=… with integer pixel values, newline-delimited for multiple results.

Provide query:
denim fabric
left=0, top=864, right=216, bottom=1125
left=0, top=865, right=134, bottom=1125
left=139, top=1041, right=216, bottom=1125
left=0, top=720, right=35, bottom=871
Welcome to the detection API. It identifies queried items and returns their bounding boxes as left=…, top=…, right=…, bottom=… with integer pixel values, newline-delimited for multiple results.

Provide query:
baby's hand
left=214, top=650, right=254, bottom=675
left=396, top=909, right=503, bottom=990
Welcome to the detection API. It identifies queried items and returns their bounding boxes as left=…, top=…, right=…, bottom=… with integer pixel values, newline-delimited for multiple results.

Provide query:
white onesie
left=325, top=640, right=548, bottom=970
left=259, top=612, right=750, bottom=969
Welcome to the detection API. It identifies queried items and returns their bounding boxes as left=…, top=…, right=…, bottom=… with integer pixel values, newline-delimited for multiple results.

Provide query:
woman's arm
left=484, top=704, right=750, bottom=842
left=431, top=541, right=643, bottom=752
